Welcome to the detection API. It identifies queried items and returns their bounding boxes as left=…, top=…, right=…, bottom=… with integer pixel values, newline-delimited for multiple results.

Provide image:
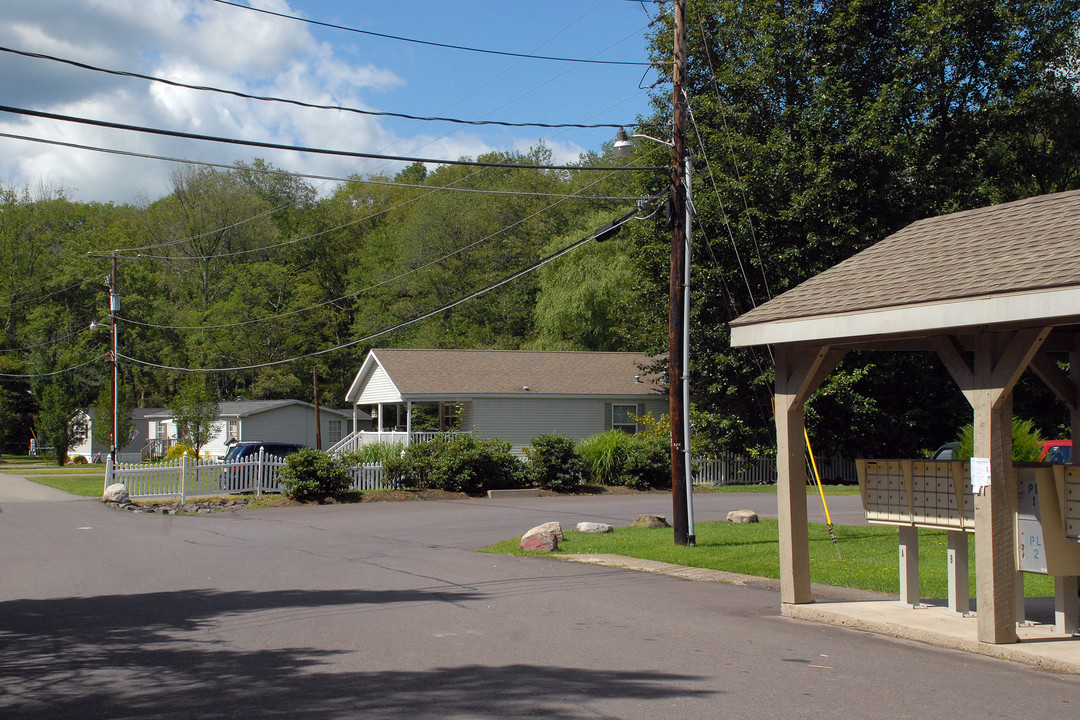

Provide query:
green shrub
left=621, top=437, right=671, bottom=490
left=278, top=448, right=351, bottom=501
left=339, top=442, right=405, bottom=465
left=165, top=443, right=195, bottom=461
left=384, top=435, right=524, bottom=495
left=524, top=434, right=585, bottom=493
left=954, top=417, right=1044, bottom=462
left=577, top=430, right=671, bottom=489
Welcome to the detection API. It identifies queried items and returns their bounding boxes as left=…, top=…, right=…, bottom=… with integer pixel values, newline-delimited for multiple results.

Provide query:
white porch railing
left=327, top=430, right=468, bottom=455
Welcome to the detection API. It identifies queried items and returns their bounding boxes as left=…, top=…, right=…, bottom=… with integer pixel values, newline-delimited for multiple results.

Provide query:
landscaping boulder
left=576, top=521, right=614, bottom=534
left=726, top=509, right=759, bottom=523
left=632, top=514, right=669, bottom=529
left=103, top=483, right=129, bottom=503
left=519, top=522, right=564, bottom=552
left=524, top=521, right=564, bottom=542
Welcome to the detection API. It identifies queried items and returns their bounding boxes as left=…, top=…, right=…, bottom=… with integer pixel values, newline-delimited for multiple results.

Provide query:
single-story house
left=340, top=348, right=666, bottom=455
left=70, top=408, right=162, bottom=463
left=144, top=400, right=370, bottom=460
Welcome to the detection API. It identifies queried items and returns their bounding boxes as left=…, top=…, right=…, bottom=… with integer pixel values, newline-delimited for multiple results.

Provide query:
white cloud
left=0, top=0, right=417, bottom=202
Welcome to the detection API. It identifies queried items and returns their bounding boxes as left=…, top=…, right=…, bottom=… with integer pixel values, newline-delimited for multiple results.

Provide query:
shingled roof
left=348, top=349, right=662, bottom=400
left=730, top=190, right=1080, bottom=347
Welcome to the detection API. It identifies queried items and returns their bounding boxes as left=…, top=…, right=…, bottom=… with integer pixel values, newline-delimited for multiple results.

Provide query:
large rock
left=524, top=521, right=564, bottom=542
left=632, top=514, right=670, bottom=529
left=518, top=528, right=561, bottom=552
left=727, top=509, right=759, bottom=523
left=576, top=521, right=614, bottom=534
left=103, top=483, right=129, bottom=503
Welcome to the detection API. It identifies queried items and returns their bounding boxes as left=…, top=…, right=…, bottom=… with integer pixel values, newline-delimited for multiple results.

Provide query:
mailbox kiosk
left=858, top=460, right=1080, bottom=634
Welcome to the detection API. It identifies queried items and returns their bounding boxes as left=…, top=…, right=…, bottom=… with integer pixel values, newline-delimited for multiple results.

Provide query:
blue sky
left=0, top=0, right=664, bottom=203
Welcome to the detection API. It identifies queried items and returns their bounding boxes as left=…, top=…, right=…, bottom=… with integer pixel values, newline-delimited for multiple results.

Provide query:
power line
left=1, top=132, right=644, bottom=205
left=0, top=105, right=666, bottom=173
left=0, top=46, right=638, bottom=131
left=115, top=204, right=654, bottom=374
left=0, top=353, right=107, bottom=380
left=210, top=0, right=655, bottom=67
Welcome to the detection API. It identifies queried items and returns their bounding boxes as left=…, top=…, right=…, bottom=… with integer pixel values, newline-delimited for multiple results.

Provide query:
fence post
left=103, top=455, right=114, bottom=494
left=256, top=446, right=264, bottom=498
left=181, top=452, right=188, bottom=505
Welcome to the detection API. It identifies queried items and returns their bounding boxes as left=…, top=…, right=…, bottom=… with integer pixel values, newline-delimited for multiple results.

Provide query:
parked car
left=219, top=442, right=305, bottom=492
left=930, top=442, right=959, bottom=460
left=1039, top=439, right=1072, bottom=463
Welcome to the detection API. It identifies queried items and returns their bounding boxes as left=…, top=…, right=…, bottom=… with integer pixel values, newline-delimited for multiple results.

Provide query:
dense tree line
left=0, top=150, right=648, bottom=456
left=3, top=0, right=1079, bottom=460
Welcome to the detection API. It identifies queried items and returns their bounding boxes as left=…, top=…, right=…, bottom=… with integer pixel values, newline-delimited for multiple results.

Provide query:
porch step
left=487, top=488, right=541, bottom=499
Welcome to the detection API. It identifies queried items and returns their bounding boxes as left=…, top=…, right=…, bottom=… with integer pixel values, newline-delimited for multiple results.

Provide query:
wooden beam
left=988, top=327, right=1052, bottom=409
left=1030, top=351, right=1078, bottom=411
left=932, top=335, right=976, bottom=406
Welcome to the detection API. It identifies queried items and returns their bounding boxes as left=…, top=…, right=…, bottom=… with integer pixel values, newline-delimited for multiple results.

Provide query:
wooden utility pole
left=670, top=0, right=690, bottom=545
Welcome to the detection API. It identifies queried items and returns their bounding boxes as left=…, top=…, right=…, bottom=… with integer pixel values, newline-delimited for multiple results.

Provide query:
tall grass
left=576, top=430, right=632, bottom=485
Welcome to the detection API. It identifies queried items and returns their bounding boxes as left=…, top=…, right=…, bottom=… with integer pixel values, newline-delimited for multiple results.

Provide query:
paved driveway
left=1, top=473, right=1076, bottom=719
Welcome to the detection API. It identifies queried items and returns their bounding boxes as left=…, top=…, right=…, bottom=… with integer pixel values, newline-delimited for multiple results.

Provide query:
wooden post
left=774, top=345, right=845, bottom=604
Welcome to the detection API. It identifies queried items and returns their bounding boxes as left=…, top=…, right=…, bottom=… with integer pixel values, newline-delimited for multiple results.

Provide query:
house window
left=329, top=420, right=342, bottom=443
left=226, top=420, right=239, bottom=443
left=612, top=404, right=638, bottom=433
left=155, top=421, right=168, bottom=439
left=440, top=402, right=460, bottom=430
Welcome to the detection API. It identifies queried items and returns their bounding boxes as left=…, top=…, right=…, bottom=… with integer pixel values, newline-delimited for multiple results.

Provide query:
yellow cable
left=804, top=427, right=832, bottom=526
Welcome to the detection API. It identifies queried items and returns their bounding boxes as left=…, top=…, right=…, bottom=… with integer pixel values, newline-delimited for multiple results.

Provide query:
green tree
left=167, top=377, right=220, bottom=459
left=35, top=380, right=87, bottom=466
left=634, top=0, right=1080, bottom=456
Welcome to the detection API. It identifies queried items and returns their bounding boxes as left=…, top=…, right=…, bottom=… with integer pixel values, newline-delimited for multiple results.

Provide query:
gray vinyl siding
left=469, top=397, right=668, bottom=455
left=200, top=406, right=353, bottom=458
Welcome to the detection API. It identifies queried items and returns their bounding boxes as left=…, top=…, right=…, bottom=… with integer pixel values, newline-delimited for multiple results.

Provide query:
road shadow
left=0, top=588, right=716, bottom=718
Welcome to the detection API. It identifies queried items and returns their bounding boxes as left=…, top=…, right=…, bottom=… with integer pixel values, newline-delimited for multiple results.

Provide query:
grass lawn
left=481, top=518, right=1056, bottom=600
left=21, top=474, right=105, bottom=497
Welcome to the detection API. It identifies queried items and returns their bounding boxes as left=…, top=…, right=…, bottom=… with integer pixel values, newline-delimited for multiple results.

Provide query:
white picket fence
left=692, top=454, right=858, bottom=486
left=106, top=450, right=392, bottom=502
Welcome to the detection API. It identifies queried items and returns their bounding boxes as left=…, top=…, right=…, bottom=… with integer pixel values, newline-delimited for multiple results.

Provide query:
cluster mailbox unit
left=857, top=459, right=1080, bottom=634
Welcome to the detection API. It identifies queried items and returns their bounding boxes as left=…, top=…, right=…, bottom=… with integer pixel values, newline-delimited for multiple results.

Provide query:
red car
left=1039, top=439, right=1072, bottom=463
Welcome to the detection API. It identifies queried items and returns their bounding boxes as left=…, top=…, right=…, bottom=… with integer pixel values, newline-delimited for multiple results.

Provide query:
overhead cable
left=0, top=46, right=637, bottom=130
left=0, top=106, right=666, bottom=172
left=116, top=202, right=657, bottom=374
left=210, top=0, right=654, bottom=67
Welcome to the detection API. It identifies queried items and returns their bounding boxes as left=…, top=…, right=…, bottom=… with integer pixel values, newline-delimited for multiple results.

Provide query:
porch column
left=935, top=328, right=1050, bottom=643
left=406, top=401, right=413, bottom=445
left=774, top=344, right=846, bottom=604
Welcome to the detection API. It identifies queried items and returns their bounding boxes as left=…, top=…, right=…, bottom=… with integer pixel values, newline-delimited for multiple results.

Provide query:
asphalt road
left=1, top=474, right=1077, bottom=719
